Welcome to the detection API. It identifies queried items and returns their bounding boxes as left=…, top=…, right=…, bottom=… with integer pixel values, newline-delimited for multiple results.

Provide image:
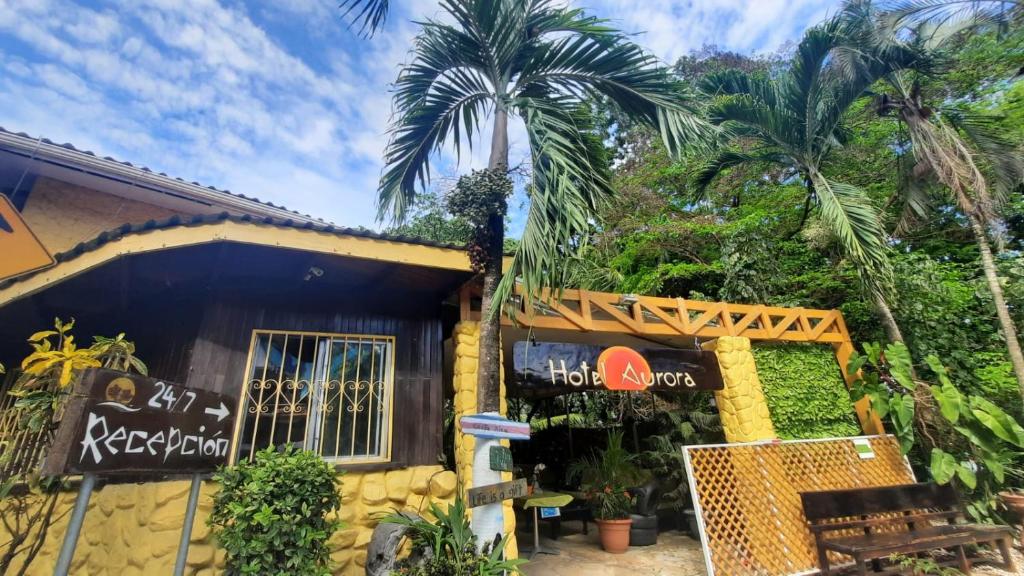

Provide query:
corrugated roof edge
left=0, top=212, right=469, bottom=290
left=0, top=126, right=325, bottom=223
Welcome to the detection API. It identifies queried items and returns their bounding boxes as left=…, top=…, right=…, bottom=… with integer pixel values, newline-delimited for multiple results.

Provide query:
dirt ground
left=519, top=521, right=1024, bottom=575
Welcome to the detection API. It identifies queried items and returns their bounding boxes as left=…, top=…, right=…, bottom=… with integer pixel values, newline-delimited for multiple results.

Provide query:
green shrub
left=385, top=492, right=524, bottom=575
left=209, top=447, right=342, bottom=576
left=753, top=344, right=861, bottom=439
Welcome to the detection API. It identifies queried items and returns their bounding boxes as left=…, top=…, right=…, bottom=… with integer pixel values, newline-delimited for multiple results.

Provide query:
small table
left=517, top=492, right=574, bottom=560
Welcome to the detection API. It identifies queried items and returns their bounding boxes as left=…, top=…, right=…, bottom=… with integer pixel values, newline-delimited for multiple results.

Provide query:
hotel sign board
left=43, top=368, right=235, bottom=476
left=0, top=195, right=55, bottom=282
left=512, top=341, right=724, bottom=394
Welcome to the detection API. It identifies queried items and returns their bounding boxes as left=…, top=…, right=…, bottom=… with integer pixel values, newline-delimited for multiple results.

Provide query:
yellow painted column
left=703, top=336, right=777, bottom=443
left=451, top=321, right=517, bottom=558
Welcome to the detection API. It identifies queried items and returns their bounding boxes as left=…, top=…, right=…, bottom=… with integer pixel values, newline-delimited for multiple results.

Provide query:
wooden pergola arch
left=460, top=285, right=884, bottom=435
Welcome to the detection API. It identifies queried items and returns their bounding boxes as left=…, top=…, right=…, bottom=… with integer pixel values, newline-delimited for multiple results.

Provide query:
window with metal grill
left=232, top=330, right=395, bottom=464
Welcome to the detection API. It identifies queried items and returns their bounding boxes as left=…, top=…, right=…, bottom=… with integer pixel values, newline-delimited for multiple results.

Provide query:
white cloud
left=0, top=0, right=839, bottom=230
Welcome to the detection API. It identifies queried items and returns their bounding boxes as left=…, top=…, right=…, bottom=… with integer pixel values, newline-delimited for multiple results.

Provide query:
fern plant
left=642, top=408, right=723, bottom=510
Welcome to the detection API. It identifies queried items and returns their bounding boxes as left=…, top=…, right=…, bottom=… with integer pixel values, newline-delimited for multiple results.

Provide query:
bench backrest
left=801, top=483, right=960, bottom=529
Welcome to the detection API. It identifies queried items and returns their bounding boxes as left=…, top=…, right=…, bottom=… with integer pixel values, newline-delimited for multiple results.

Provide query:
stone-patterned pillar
left=451, top=321, right=517, bottom=558
left=702, top=336, right=776, bottom=443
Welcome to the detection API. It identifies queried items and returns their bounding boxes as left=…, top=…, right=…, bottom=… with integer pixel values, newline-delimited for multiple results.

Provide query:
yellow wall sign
left=0, top=195, right=55, bottom=282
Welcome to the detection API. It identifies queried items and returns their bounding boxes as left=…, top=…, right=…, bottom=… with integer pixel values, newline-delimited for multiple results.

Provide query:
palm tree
left=693, top=16, right=918, bottom=342
left=375, top=0, right=703, bottom=413
left=885, top=0, right=1023, bottom=28
left=841, top=0, right=1024, bottom=399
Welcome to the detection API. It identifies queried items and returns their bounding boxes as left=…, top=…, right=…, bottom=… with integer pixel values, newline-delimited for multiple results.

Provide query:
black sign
left=512, top=341, right=724, bottom=394
left=43, top=368, right=235, bottom=476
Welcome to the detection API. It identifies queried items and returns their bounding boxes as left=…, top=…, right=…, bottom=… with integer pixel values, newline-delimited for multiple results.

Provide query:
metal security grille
left=684, top=436, right=915, bottom=576
left=232, top=330, right=395, bottom=464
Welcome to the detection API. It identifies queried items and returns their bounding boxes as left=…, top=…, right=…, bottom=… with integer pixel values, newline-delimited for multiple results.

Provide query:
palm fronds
left=885, top=0, right=1023, bottom=29
left=377, top=0, right=706, bottom=315
left=695, top=11, right=903, bottom=296
left=340, top=0, right=390, bottom=37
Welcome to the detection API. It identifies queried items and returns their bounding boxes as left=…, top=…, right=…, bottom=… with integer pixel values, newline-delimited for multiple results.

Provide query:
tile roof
left=0, top=126, right=324, bottom=223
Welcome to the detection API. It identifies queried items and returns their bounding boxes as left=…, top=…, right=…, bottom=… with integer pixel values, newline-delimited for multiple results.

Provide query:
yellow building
left=0, top=129, right=876, bottom=575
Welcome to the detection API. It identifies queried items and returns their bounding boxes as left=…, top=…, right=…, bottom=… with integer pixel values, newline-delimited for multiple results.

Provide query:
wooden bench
left=801, top=483, right=1016, bottom=575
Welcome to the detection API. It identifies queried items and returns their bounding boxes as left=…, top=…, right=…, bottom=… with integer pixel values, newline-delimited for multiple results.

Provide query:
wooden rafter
left=462, top=287, right=851, bottom=343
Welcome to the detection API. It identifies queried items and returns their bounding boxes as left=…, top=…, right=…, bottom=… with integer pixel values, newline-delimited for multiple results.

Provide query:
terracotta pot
left=596, top=518, right=632, bottom=554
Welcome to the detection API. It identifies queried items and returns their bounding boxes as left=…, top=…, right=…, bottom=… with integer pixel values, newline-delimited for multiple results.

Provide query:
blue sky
left=0, top=0, right=839, bottom=230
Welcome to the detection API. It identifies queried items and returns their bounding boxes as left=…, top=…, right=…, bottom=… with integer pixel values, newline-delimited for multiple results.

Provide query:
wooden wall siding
left=187, top=294, right=444, bottom=468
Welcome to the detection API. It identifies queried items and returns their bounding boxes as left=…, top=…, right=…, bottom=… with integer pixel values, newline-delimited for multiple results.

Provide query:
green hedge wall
left=752, top=343, right=861, bottom=440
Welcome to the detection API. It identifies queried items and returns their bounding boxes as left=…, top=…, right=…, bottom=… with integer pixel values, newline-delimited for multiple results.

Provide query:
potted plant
left=568, top=431, right=646, bottom=552
left=589, top=484, right=633, bottom=553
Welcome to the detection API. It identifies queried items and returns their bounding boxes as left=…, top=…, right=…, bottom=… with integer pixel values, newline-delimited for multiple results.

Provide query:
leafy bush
left=209, top=447, right=342, bottom=576
left=850, top=342, right=1024, bottom=521
left=385, top=492, right=523, bottom=576
left=11, top=318, right=148, bottom=432
left=587, top=485, right=634, bottom=521
left=752, top=344, right=861, bottom=439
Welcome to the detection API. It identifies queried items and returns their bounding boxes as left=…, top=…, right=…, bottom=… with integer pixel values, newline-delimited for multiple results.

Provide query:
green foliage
left=888, top=553, right=963, bottom=576
left=386, top=191, right=473, bottom=246
left=586, top=485, right=634, bottom=521
left=850, top=342, right=1024, bottom=520
left=447, top=168, right=513, bottom=272
left=567, top=430, right=645, bottom=488
left=209, top=447, right=342, bottom=576
left=752, top=344, right=862, bottom=439
left=384, top=492, right=524, bottom=576
left=641, top=408, right=722, bottom=509
left=888, top=253, right=1023, bottom=418
left=10, top=319, right=148, bottom=433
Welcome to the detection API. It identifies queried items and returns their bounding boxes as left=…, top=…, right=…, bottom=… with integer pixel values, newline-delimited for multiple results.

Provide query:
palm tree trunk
left=477, top=107, right=509, bottom=413
left=873, top=292, right=906, bottom=344
left=874, top=292, right=949, bottom=454
left=968, top=211, right=1024, bottom=402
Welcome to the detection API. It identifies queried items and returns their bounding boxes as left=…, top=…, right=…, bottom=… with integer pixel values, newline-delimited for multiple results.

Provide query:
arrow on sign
left=205, top=402, right=230, bottom=422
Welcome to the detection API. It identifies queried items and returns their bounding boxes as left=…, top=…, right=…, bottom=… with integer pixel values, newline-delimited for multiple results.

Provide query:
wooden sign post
left=44, top=368, right=235, bottom=476
left=467, top=478, right=528, bottom=508
left=460, top=414, right=530, bottom=549
left=45, top=368, right=236, bottom=576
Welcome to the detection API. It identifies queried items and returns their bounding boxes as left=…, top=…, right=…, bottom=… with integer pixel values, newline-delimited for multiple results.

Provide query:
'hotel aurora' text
left=548, top=359, right=697, bottom=389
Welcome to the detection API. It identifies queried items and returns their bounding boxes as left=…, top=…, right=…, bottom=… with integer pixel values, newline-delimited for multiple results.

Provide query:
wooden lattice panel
left=684, top=436, right=914, bottom=576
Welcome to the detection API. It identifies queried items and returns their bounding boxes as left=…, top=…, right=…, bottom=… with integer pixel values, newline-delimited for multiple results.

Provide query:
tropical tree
left=374, top=0, right=703, bottom=413
left=886, top=0, right=1023, bottom=29
left=693, top=16, right=918, bottom=343
left=841, top=0, right=1024, bottom=399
